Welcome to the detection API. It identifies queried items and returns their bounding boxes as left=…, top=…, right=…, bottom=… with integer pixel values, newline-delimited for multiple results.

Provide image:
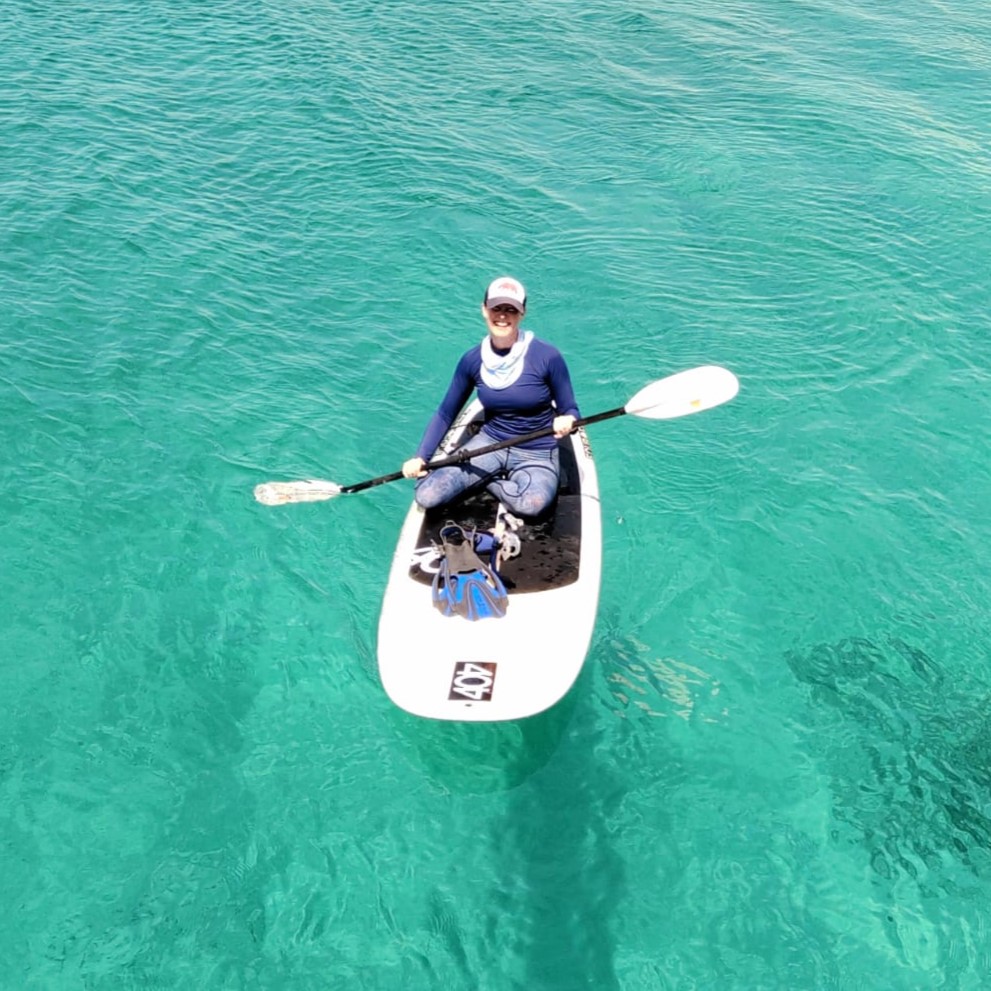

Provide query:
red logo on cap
left=497, top=280, right=519, bottom=291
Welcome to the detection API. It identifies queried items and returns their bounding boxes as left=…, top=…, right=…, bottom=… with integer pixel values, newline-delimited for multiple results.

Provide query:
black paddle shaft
left=340, top=405, right=626, bottom=495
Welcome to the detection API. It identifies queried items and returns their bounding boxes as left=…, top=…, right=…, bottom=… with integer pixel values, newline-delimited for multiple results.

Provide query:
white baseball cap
left=484, top=276, right=526, bottom=311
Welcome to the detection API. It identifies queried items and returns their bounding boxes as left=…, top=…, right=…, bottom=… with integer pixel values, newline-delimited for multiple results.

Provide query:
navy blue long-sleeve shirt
left=415, top=337, right=580, bottom=460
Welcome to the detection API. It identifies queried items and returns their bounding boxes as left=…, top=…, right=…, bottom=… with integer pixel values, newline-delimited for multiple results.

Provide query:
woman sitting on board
left=402, top=276, right=579, bottom=518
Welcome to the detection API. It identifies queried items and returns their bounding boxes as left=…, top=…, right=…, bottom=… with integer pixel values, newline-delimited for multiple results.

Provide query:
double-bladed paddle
left=254, top=364, right=739, bottom=506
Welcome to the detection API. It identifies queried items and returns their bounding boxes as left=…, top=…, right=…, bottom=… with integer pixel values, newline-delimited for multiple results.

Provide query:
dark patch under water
left=786, top=636, right=991, bottom=893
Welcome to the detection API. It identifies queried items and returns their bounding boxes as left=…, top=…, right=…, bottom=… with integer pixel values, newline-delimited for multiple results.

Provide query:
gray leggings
left=415, top=429, right=561, bottom=517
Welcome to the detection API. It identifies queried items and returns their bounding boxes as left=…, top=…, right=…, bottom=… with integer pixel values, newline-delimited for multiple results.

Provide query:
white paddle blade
left=624, top=365, right=739, bottom=420
left=254, top=480, right=342, bottom=506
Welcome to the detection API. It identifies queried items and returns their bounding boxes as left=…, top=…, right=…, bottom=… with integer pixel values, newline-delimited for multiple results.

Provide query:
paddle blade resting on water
left=254, top=480, right=342, bottom=505
left=624, top=365, right=739, bottom=420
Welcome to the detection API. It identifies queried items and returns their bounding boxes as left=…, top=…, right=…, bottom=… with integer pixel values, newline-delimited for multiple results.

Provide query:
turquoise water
left=4, top=0, right=991, bottom=987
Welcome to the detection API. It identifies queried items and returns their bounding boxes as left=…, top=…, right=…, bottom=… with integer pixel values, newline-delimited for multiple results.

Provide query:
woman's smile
left=484, top=303, right=523, bottom=343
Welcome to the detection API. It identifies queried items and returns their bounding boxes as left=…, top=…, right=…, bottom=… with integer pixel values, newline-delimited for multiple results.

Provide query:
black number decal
left=449, top=661, right=497, bottom=702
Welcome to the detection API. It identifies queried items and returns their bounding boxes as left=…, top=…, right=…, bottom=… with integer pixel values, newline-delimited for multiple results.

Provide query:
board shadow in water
left=496, top=656, right=624, bottom=990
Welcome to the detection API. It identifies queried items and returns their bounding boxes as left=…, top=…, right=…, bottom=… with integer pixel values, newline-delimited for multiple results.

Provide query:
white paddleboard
left=377, top=401, right=602, bottom=721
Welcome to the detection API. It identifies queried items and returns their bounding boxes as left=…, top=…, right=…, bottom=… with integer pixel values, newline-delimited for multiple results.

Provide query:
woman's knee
left=491, top=471, right=558, bottom=517
left=500, top=485, right=556, bottom=518
left=414, top=478, right=445, bottom=510
left=415, top=467, right=486, bottom=510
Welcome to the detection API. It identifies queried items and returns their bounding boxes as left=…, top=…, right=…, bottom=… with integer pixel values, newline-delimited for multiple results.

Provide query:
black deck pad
left=408, top=438, right=583, bottom=593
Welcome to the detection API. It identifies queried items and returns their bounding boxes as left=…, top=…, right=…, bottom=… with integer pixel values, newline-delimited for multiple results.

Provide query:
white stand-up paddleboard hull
left=377, top=402, right=601, bottom=722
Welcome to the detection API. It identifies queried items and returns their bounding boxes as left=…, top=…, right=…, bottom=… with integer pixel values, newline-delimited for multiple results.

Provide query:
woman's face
left=481, top=302, right=524, bottom=345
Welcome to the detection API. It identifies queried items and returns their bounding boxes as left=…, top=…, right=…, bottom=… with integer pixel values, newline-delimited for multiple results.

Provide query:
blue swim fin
left=432, top=524, right=508, bottom=621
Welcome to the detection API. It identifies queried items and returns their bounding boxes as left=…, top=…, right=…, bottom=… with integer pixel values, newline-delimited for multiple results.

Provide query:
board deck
left=377, top=402, right=602, bottom=721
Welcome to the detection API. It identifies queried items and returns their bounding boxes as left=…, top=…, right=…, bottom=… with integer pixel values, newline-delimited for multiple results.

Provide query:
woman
left=402, top=276, right=579, bottom=518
